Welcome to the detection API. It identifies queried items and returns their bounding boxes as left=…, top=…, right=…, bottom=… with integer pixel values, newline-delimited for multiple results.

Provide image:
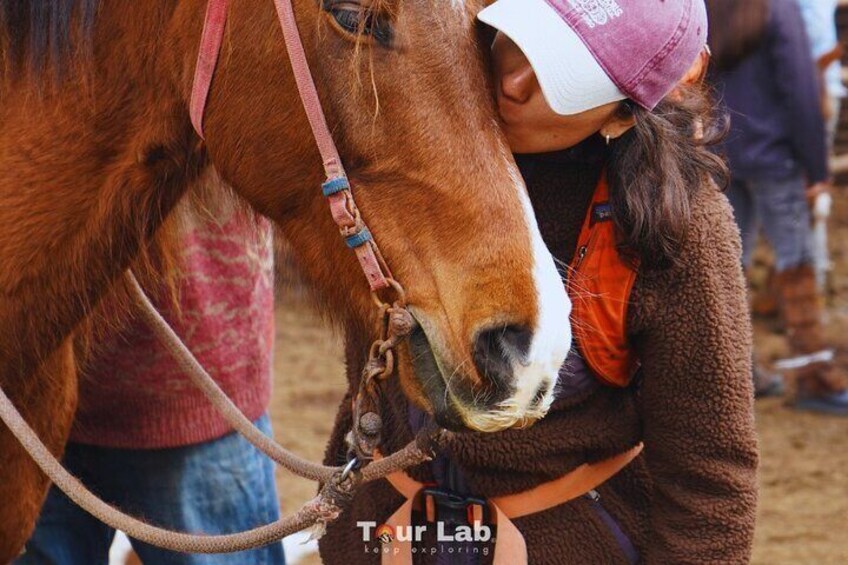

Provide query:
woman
left=319, top=0, right=758, bottom=563
left=708, top=0, right=848, bottom=416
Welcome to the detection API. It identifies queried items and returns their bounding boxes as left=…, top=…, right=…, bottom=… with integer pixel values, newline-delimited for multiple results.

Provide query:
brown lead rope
left=0, top=375, right=334, bottom=552
left=0, top=376, right=440, bottom=552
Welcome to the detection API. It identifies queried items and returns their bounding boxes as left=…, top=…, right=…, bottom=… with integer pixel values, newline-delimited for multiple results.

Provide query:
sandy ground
left=269, top=293, right=344, bottom=565
left=745, top=184, right=848, bottom=565
left=269, top=189, right=848, bottom=564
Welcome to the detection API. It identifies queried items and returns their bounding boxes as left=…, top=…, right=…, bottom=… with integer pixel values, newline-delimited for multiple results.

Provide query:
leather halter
left=190, top=0, right=392, bottom=292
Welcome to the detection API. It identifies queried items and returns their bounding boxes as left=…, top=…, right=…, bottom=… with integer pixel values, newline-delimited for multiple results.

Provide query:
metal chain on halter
left=349, top=279, right=417, bottom=462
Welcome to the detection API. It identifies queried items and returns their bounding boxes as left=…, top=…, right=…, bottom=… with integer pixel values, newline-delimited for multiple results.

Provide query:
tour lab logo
left=375, top=524, right=394, bottom=544
left=357, top=521, right=493, bottom=544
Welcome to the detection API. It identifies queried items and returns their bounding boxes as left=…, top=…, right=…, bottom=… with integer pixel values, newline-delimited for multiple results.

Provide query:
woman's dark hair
left=705, top=0, right=770, bottom=71
left=606, top=84, right=729, bottom=270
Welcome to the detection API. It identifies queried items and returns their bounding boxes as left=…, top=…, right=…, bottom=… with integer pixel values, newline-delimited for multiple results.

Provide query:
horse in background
left=0, top=0, right=571, bottom=557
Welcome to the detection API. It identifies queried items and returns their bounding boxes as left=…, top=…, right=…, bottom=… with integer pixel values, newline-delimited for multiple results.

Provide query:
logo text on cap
left=567, top=0, right=623, bottom=28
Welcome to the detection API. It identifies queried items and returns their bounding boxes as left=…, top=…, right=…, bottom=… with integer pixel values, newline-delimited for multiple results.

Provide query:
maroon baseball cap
left=479, top=0, right=709, bottom=115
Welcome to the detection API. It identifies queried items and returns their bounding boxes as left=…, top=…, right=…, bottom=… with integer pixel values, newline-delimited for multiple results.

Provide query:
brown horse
left=0, top=0, right=572, bottom=557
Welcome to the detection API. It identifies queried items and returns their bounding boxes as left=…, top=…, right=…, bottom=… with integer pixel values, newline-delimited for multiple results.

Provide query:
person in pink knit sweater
left=17, top=198, right=286, bottom=564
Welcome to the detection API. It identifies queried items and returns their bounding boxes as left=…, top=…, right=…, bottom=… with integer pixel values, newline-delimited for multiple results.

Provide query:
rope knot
left=304, top=477, right=357, bottom=542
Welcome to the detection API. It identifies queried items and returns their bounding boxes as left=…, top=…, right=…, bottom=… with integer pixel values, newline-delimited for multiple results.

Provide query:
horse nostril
left=499, top=324, right=533, bottom=360
left=472, top=324, right=533, bottom=401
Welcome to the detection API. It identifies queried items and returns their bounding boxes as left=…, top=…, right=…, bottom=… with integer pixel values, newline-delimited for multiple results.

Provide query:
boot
left=774, top=264, right=848, bottom=416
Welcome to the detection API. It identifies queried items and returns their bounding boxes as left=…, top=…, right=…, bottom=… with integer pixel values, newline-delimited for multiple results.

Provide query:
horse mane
left=0, top=0, right=99, bottom=77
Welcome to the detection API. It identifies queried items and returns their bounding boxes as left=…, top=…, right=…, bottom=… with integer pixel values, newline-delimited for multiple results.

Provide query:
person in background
left=799, top=0, right=843, bottom=291
left=798, top=0, right=845, bottom=150
left=17, top=178, right=286, bottom=564
left=707, top=0, right=848, bottom=416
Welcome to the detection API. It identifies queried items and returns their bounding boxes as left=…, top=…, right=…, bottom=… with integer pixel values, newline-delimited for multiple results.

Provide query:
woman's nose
left=500, top=64, right=537, bottom=105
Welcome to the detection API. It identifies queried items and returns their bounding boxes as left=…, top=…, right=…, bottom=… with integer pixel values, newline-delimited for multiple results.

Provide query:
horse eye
left=322, top=1, right=393, bottom=46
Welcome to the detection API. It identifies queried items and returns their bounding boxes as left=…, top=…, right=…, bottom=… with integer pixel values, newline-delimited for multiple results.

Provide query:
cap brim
left=478, top=0, right=626, bottom=116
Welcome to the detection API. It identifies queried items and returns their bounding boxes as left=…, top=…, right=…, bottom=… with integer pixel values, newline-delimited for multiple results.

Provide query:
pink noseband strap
left=190, top=0, right=391, bottom=291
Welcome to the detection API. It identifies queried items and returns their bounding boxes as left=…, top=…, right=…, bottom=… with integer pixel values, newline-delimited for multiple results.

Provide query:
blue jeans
left=727, top=174, right=813, bottom=272
left=17, top=414, right=285, bottom=565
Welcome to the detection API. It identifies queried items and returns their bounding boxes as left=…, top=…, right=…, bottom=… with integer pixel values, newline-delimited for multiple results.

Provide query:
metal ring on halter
left=340, top=457, right=360, bottom=483
left=371, top=277, right=406, bottom=309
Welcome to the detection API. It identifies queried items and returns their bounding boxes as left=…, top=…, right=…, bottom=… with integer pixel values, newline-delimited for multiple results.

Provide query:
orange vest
left=568, top=175, right=640, bottom=387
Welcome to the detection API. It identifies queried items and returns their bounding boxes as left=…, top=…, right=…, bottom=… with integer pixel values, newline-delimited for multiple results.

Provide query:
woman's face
left=491, top=32, right=624, bottom=154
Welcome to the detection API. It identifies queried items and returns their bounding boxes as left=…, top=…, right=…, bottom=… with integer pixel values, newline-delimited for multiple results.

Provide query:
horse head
left=178, top=0, right=572, bottom=432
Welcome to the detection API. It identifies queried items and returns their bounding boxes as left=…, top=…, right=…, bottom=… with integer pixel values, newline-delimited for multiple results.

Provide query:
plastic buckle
left=421, top=487, right=488, bottom=527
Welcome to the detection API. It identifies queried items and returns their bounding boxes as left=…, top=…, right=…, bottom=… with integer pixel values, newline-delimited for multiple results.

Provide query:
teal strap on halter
left=322, top=176, right=350, bottom=197
left=346, top=229, right=372, bottom=249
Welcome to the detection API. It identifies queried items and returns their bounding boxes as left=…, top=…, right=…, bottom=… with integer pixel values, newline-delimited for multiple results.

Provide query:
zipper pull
left=575, top=245, right=588, bottom=268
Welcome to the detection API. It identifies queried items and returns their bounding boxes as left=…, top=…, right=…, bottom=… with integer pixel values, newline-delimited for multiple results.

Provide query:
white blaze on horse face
left=515, top=170, right=573, bottom=409
left=464, top=147, right=572, bottom=432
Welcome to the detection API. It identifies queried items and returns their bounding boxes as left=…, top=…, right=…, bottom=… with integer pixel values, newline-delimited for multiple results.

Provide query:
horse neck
left=0, top=1, right=203, bottom=382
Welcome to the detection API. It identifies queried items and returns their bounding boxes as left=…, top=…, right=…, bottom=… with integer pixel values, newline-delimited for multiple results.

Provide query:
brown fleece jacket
left=319, top=151, right=759, bottom=564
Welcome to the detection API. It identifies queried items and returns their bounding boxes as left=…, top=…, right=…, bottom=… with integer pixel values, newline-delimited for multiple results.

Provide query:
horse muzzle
left=406, top=309, right=564, bottom=433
